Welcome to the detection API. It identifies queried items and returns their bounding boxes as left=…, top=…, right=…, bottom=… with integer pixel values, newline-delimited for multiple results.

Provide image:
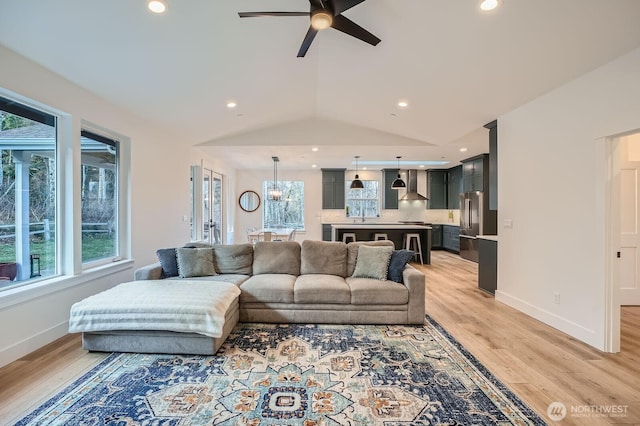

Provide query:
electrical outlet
left=554, top=293, right=560, bottom=304
left=503, top=219, right=513, bottom=229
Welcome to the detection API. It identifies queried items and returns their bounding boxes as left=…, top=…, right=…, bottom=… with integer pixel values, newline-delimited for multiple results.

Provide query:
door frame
left=604, top=135, right=621, bottom=353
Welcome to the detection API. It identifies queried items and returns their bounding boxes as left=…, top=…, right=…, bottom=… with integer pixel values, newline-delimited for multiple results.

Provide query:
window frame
left=262, top=180, right=305, bottom=230
left=345, top=179, right=381, bottom=219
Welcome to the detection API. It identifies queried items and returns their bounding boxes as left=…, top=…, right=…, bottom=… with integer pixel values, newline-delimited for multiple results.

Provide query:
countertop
left=331, top=224, right=432, bottom=230
left=478, top=235, right=498, bottom=242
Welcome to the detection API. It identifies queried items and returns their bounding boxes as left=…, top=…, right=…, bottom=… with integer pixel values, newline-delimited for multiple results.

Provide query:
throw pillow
left=213, top=244, right=254, bottom=275
left=352, top=245, right=393, bottom=281
left=156, top=248, right=178, bottom=278
left=387, top=249, right=415, bottom=283
left=176, top=247, right=216, bottom=278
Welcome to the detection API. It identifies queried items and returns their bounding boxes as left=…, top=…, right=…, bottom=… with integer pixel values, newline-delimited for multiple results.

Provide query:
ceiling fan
left=238, top=0, right=381, bottom=57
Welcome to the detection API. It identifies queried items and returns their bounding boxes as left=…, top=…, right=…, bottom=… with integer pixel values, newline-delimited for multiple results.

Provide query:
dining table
left=247, top=228, right=295, bottom=241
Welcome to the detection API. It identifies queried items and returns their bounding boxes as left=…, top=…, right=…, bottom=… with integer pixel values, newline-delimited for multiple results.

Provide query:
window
left=0, top=92, right=129, bottom=292
left=346, top=180, right=380, bottom=218
left=263, top=180, right=305, bottom=229
left=80, top=130, right=119, bottom=264
left=0, top=96, right=57, bottom=283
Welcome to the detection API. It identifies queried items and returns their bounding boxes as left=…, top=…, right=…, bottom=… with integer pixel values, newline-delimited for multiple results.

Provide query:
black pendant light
left=391, top=156, right=406, bottom=189
left=350, top=156, right=364, bottom=189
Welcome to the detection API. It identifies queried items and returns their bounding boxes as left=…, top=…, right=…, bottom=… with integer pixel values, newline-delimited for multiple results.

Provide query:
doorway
left=203, top=168, right=223, bottom=244
left=607, top=130, right=640, bottom=353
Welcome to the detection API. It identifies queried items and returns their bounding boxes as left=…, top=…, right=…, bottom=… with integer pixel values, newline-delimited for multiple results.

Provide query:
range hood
left=400, top=169, right=428, bottom=201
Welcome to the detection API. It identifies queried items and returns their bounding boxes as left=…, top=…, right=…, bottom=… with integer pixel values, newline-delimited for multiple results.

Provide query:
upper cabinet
left=461, top=154, right=489, bottom=192
left=321, top=168, right=345, bottom=209
left=485, top=120, right=498, bottom=211
left=426, top=170, right=447, bottom=209
left=382, top=169, right=399, bottom=210
left=447, top=165, right=463, bottom=209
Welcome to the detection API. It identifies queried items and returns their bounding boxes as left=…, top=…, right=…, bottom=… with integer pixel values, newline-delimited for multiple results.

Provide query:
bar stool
left=342, top=233, right=357, bottom=244
left=404, top=233, right=423, bottom=264
left=373, top=233, right=388, bottom=241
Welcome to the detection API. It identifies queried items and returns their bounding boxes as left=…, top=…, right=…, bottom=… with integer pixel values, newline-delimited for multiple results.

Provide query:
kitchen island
left=330, top=223, right=432, bottom=264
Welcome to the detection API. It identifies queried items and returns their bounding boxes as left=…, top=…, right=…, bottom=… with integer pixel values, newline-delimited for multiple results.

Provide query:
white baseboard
left=0, top=321, right=69, bottom=369
left=495, top=290, right=603, bottom=351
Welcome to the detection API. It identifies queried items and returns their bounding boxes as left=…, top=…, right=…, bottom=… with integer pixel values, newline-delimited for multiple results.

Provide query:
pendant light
left=268, top=156, right=283, bottom=201
left=350, top=156, right=364, bottom=189
left=391, top=156, right=406, bottom=189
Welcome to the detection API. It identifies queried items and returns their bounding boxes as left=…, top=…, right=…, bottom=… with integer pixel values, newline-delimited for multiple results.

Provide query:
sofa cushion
left=253, top=241, right=301, bottom=275
left=346, top=240, right=395, bottom=276
left=156, top=248, right=178, bottom=278
left=239, top=274, right=297, bottom=303
left=346, top=277, right=409, bottom=305
left=176, top=247, right=216, bottom=278
left=213, top=244, right=253, bottom=275
left=300, top=240, right=347, bottom=277
left=387, top=249, right=415, bottom=283
left=294, top=274, right=351, bottom=304
left=352, top=245, right=393, bottom=281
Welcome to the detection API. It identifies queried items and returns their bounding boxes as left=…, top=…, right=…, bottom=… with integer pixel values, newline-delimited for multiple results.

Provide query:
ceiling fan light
left=311, top=10, right=333, bottom=30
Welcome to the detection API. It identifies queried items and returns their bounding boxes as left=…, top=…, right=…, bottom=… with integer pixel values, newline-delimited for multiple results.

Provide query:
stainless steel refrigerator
left=459, top=191, right=484, bottom=262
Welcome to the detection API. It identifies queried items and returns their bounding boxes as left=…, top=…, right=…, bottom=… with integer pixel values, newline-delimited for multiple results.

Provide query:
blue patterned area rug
left=16, top=317, right=546, bottom=425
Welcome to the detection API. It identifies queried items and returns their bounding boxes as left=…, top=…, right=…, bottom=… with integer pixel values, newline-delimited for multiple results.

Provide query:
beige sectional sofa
left=79, top=240, right=426, bottom=355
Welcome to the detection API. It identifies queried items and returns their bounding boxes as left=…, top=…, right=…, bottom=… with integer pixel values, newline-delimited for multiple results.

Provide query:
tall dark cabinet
left=447, top=165, right=463, bottom=209
left=426, top=170, right=447, bottom=209
left=484, top=120, right=498, bottom=211
left=382, top=169, right=399, bottom=209
left=321, top=168, right=345, bottom=209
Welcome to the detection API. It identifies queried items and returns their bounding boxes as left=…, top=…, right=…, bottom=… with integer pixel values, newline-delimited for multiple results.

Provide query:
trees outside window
left=263, top=180, right=305, bottom=229
left=346, top=180, right=380, bottom=219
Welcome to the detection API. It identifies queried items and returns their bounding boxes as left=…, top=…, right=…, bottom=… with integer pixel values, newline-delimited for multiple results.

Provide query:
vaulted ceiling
left=2, top=0, right=640, bottom=169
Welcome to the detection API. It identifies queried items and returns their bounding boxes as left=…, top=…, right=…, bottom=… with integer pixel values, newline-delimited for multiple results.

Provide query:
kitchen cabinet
left=442, top=225, right=460, bottom=253
left=462, top=154, right=489, bottom=192
left=322, top=224, right=332, bottom=241
left=321, top=169, right=345, bottom=209
left=485, top=120, right=498, bottom=211
left=426, top=170, right=447, bottom=209
left=478, top=237, right=497, bottom=295
left=447, top=165, right=463, bottom=209
left=431, top=224, right=443, bottom=249
left=382, top=169, right=399, bottom=209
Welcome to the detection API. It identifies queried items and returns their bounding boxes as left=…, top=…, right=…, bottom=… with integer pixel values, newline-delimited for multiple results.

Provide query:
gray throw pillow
left=387, top=249, right=415, bottom=283
left=213, top=244, right=253, bottom=275
left=300, top=240, right=347, bottom=277
left=176, top=247, right=216, bottom=278
left=352, top=245, right=393, bottom=281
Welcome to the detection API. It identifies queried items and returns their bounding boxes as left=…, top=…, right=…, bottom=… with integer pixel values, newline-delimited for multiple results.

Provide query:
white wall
left=0, top=45, right=223, bottom=367
left=497, top=47, right=640, bottom=350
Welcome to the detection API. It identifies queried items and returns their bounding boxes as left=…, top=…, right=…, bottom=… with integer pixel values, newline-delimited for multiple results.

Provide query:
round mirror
left=239, top=190, right=261, bottom=212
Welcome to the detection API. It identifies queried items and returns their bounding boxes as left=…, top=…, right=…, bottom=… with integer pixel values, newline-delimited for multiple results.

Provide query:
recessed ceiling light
left=312, top=164, right=317, bottom=168
left=148, top=0, right=167, bottom=14
left=227, top=101, right=237, bottom=108
left=419, top=165, right=425, bottom=168
left=459, top=147, right=468, bottom=152
left=480, top=0, right=498, bottom=11
left=397, top=101, right=409, bottom=108
left=311, top=147, right=318, bottom=152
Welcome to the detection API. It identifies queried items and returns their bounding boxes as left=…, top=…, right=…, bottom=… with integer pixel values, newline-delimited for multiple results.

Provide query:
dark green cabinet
left=321, top=169, right=345, bottom=209
left=485, top=120, right=498, bottom=211
left=462, top=154, right=489, bottom=192
left=322, top=224, right=332, bottom=241
left=431, top=225, right=443, bottom=249
left=478, top=238, right=497, bottom=295
left=382, top=169, right=399, bottom=209
left=447, top=165, right=463, bottom=209
left=426, top=170, right=447, bottom=209
left=442, top=225, right=460, bottom=253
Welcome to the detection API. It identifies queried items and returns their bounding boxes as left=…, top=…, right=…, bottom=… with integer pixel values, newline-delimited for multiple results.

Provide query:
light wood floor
left=1, top=251, right=638, bottom=425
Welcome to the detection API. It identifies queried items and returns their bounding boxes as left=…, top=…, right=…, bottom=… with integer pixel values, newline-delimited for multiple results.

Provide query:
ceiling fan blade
left=331, top=14, right=380, bottom=46
left=238, top=12, right=309, bottom=18
left=297, top=26, right=319, bottom=57
left=330, top=0, right=366, bottom=15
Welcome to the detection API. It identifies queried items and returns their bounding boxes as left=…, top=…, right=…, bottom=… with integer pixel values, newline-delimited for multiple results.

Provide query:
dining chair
left=246, top=227, right=258, bottom=244
left=258, top=231, right=272, bottom=242
left=288, top=229, right=297, bottom=241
